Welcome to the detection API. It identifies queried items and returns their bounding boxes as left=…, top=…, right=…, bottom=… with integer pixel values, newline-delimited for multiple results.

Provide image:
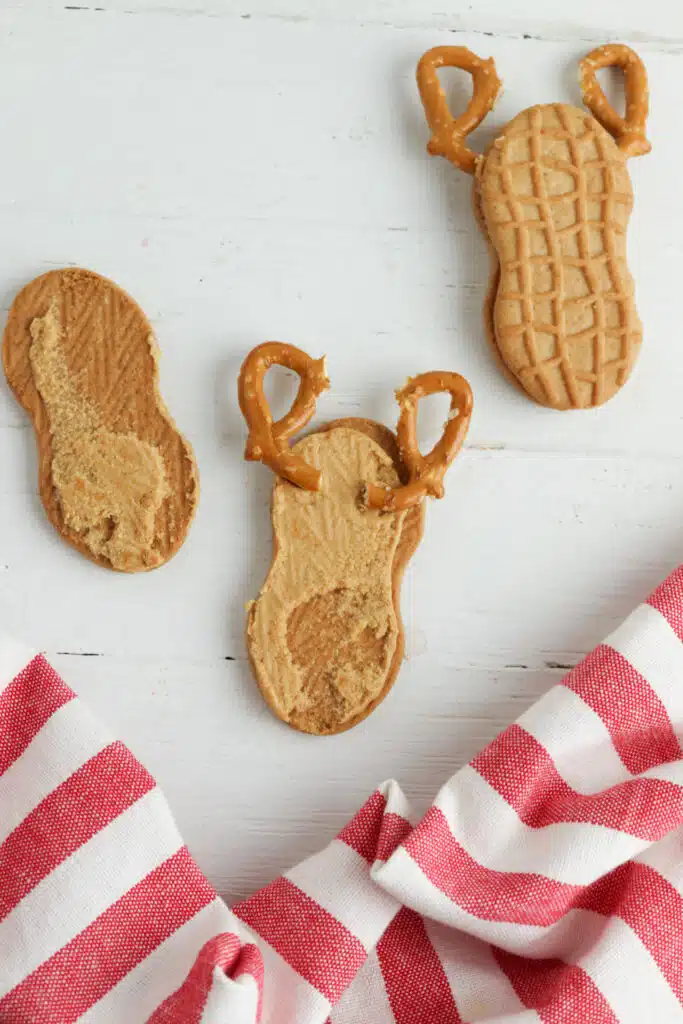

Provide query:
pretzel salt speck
left=238, top=342, right=329, bottom=491
left=579, top=44, right=650, bottom=158
left=364, top=371, right=473, bottom=512
left=416, top=46, right=502, bottom=174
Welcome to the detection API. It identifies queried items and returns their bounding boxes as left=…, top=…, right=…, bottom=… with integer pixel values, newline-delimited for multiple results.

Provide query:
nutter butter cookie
left=239, top=342, right=473, bottom=735
left=3, top=268, right=198, bottom=571
left=417, top=43, right=651, bottom=410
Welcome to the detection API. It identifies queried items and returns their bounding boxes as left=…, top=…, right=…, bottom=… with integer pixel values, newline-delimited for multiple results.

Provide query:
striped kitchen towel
left=3, top=568, right=683, bottom=1022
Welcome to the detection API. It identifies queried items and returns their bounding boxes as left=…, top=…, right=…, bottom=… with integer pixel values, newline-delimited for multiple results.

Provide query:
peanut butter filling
left=28, top=301, right=169, bottom=571
left=247, top=426, right=407, bottom=732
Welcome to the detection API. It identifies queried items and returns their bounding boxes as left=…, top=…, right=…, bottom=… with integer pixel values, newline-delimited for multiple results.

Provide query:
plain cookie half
left=3, top=268, right=199, bottom=572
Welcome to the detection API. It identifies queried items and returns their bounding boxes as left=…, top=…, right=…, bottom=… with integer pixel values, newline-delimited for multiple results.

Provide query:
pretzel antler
left=416, top=46, right=502, bottom=174
left=365, top=372, right=473, bottom=512
left=238, top=342, right=330, bottom=491
left=579, top=44, right=651, bottom=158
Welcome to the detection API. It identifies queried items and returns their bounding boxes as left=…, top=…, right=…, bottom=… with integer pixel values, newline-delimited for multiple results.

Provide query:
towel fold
left=3, top=567, right=683, bottom=1022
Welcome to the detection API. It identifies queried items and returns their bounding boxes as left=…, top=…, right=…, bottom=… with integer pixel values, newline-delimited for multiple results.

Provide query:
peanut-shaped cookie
left=417, top=44, right=650, bottom=410
left=239, top=343, right=472, bottom=734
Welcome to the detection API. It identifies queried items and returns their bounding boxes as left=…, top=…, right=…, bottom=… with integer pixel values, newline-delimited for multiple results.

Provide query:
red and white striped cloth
left=4, top=568, right=683, bottom=1022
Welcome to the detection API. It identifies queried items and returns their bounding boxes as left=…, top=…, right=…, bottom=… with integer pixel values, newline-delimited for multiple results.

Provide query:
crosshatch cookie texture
left=479, top=103, right=640, bottom=409
left=417, top=43, right=651, bottom=410
left=3, top=268, right=198, bottom=572
left=238, top=343, right=472, bottom=735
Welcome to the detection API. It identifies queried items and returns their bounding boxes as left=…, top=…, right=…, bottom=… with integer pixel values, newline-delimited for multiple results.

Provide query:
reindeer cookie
left=417, top=44, right=650, bottom=410
left=239, top=343, right=473, bottom=735
left=3, top=269, right=198, bottom=571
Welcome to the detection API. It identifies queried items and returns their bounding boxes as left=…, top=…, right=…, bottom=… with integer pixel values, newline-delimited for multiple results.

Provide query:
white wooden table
left=1, top=0, right=682, bottom=902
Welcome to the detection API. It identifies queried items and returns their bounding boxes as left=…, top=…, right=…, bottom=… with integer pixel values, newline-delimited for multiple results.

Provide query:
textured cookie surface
left=478, top=103, right=641, bottom=409
left=246, top=420, right=423, bottom=735
left=3, top=268, right=198, bottom=571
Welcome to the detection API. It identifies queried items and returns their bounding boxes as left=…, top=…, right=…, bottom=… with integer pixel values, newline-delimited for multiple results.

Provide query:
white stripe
left=200, top=963, right=259, bottom=1024
left=476, top=1011, right=541, bottom=1023
left=432, top=765, right=649, bottom=886
left=380, top=778, right=414, bottom=829
left=375, top=848, right=626, bottom=959
left=257, top=938, right=330, bottom=1024
left=643, top=758, right=683, bottom=787
left=77, top=899, right=244, bottom=1023
left=0, top=787, right=183, bottom=998
left=482, top=1013, right=540, bottom=1022
left=636, top=822, right=683, bottom=893
left=606, top=603, right=683, bottom=732
left=0, top=633, right=36, bottom=694
left=330, top=950, right=394, bottom=1024
left=0, top=698, right=111, bottom=845
left=575, top=915, right=682, bottom=1024
left=286, top=840, right=400, bottom=950
left=423, top=918, right=535, bottom=1023
left=517, top=684, right=631, bottom=792
left=374, top=845, right=543, bottom=951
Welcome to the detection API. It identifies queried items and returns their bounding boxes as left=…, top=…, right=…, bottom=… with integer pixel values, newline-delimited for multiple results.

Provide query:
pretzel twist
left=365, top=372, right=473, bottom=512
left=238, top=342, right=330, bottom=491
left=579, top=44, right=650, bottom=158
left=416, top=46, right=502, bottom=174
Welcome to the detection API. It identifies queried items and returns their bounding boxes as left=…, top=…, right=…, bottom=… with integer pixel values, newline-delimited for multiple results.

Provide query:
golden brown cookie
left=417, top=43, right=651, bottom=410
left=239, top=343, right=473, bottom=735
left=3, top=268, right=198, bottom=571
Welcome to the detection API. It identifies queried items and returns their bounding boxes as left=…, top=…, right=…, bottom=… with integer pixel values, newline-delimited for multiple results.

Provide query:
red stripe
left=0, top=847, right=216, bottom=1023
left=337, top=791, right=412, bottom=864
left=376, top=907, right=462, bottom=1024
left=471, top=724, right=683, bottom=841
left=149, top=933, right=240, bottom=1024
left=0, top=655, right=73, bottom=775
left=337, top=790, right=387, bottom=862
left=648, top=565, right=683, bottom=642
left=148, top=934, right=263, bottom=1024
left=576, top=860, right=683, bottom=1004
left=407, top=803, right=683, bottom=991
left=376, top=812, right=412, bottom=862
left=0, top=741, right=155, bottom=922
left=234, top=942, right=264, bottom=1022
left=404, top=806, right=581, bottom=926
left=563, top=644, right=682, bottom=773
left=493, top=948, right=618, bottom=1024
left=234, top=876, right=365, bottom=1003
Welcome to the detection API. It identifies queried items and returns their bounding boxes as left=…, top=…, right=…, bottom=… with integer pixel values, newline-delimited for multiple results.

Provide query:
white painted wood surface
left=0, top=0, right=681, bottom=900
